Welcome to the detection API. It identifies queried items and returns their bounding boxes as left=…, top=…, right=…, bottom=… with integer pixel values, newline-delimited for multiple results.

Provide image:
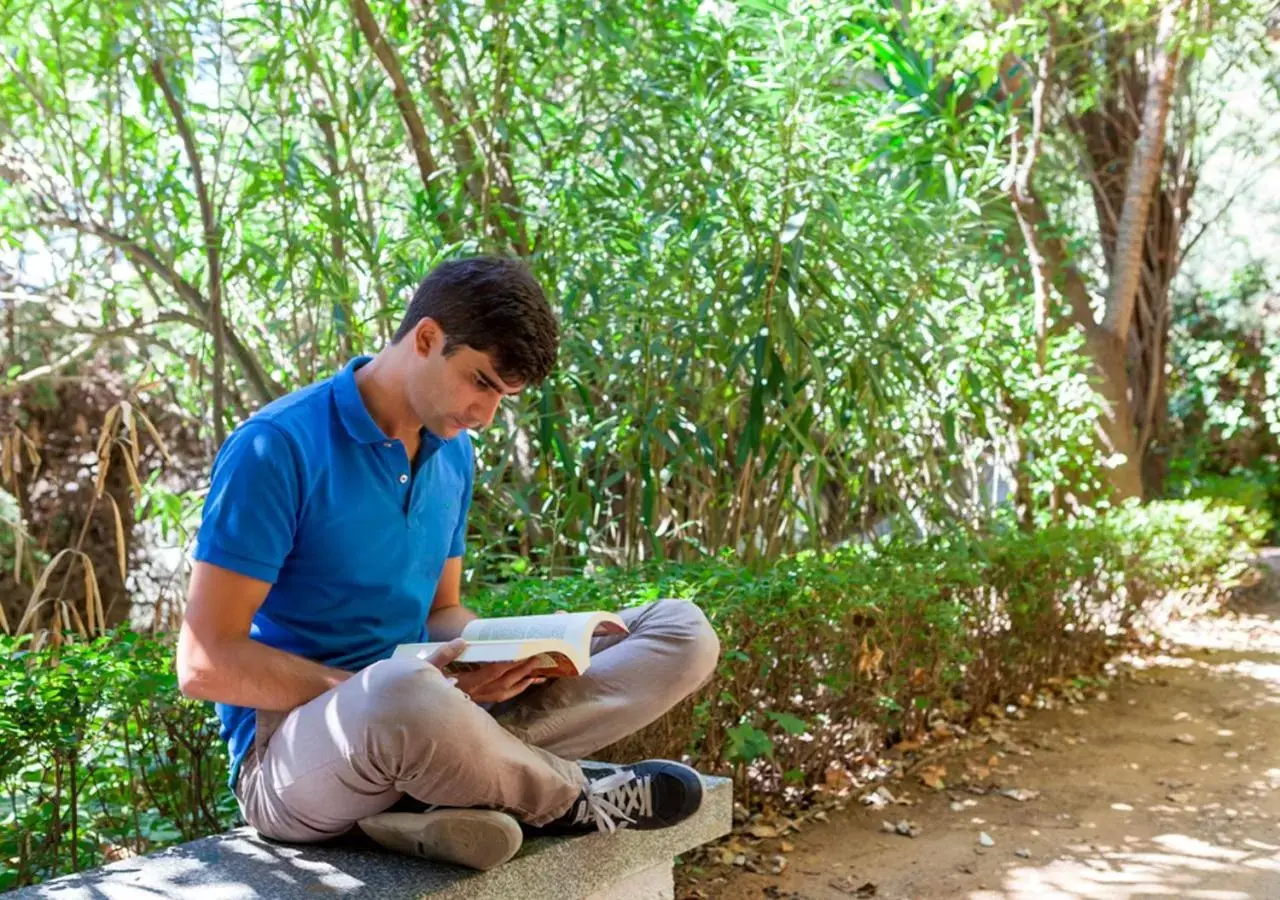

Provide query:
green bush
left=1166, top=469, right=1279, bottom=543
left=1, top=500, right=1264, bottom=889
left=471, top=500, right=1264, bottom=797
left=0, top=631, right=237, bottom=891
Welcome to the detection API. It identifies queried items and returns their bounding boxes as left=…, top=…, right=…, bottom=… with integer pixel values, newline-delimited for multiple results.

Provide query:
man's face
left=406, top=319, right=525, bottom=439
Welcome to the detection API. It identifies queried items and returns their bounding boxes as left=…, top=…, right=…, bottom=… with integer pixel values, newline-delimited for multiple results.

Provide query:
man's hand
left=419, top=640, right=547, bottom=704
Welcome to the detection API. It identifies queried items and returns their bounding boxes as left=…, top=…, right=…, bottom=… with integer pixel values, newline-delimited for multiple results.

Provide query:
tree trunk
left=1036, top=0, right=1187, bottom=500
left=1085, top=329, right=1146, bottom=500
left=1072, top=0, right=1193, bottom=498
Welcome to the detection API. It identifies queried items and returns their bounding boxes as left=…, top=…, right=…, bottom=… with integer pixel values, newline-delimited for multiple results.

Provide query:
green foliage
left=0, top=0, right=1118, bottom=574
left=475, top=498, right=1264, bottom=785
left=0, top=631, right=236, bottom=891
left=1166, top=264, right=1280, bottom=539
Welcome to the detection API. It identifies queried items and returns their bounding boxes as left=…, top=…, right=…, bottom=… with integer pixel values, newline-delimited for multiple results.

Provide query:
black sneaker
left=545, top=760, right=704, bottom=833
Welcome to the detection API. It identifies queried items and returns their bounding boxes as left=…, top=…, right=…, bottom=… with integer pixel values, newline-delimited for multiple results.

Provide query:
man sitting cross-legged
left=176, top=257, right=721, bottom=870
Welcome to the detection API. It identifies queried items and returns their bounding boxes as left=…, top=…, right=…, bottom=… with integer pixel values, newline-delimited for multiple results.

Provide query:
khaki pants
left=234, top=599, right=720, bottom=842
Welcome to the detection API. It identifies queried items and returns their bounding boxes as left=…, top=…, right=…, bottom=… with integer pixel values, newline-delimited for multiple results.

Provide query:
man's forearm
left=427, top=603, right=478, bottom=642
left=178, top=633, right=352, bottom=711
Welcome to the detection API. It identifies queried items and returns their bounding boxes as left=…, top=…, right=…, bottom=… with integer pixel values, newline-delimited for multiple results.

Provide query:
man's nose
left=475, top=392, right=502, bottom=428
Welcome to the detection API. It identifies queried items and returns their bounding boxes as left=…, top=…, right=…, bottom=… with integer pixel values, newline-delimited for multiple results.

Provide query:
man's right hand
left=421, top=640, right=547, bottom=703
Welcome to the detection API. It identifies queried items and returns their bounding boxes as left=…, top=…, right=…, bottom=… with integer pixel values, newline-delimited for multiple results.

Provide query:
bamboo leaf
left=121, top=400, right=140, bottom=468
left=17, top=548, right=77, bottom=633
left=13, top=521, right=23, bottom=585
left=106, top=493, right=128, bottom=581
left=121, top=451, right=143, bottom=496
left=136, top=406, right=175, bottom=465
left=82, top=561, right=96, bottom=635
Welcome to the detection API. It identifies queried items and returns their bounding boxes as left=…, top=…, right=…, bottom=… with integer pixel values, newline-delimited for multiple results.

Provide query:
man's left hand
left=448, top=657, right=547, bottom=704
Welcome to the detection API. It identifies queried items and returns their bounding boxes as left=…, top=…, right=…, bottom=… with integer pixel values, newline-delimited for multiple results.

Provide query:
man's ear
left=414, top=318, right=444, bottom=357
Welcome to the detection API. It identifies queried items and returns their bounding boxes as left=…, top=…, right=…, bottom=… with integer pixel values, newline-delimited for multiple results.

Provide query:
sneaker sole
left=358, top=809, right=523, bottom=870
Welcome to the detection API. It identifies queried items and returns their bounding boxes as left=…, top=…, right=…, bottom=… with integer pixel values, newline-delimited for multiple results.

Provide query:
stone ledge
left=12, top=776, right=731, bottom=900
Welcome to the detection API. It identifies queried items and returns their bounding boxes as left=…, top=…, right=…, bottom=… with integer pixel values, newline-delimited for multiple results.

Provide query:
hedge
left=1, top=499, right=1266, bottom=890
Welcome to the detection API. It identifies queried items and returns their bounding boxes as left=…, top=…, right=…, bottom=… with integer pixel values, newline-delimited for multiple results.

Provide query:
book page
left=462, top=611, right=624, bottom=644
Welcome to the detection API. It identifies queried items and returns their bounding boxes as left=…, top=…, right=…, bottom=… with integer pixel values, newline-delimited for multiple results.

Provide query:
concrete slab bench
left=10, top=776, right=731, bottom=900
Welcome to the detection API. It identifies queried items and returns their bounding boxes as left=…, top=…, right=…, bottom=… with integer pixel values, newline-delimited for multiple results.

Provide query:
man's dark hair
left=393, top=256, right=559, bottom=385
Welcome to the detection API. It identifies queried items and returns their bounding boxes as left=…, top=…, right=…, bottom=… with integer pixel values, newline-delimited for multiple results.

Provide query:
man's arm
left=426, top=555, right=478, bottom=641
left=176, top=561, right=353, bottom=710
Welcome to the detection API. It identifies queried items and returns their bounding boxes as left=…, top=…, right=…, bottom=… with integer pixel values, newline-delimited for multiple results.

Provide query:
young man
left=176, top=257, right=720, bottom=871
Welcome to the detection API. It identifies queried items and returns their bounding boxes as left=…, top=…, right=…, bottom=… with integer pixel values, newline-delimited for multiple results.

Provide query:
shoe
left=545, top=759, right=704, bottom=834
left=358, top=808, right=523, bottom=870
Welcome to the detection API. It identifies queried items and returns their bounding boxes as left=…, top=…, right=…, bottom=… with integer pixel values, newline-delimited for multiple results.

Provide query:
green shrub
left=1166, top=469, right=1279, bottom=543
left=470, top=500, right=1263, bottom=798
left=0, top=631, right=236, bottom=891
left=1, top=500, right=1264, bottom=889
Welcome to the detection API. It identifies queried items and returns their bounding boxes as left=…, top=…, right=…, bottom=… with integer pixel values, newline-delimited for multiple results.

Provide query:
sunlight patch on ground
left=967, top=833, right=1280, bottom=899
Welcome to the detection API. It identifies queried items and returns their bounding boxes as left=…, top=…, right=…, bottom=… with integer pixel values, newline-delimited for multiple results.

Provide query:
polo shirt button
left=399, top=474, right=408, bottom=484
left=383, top=442, right=392, bottom=448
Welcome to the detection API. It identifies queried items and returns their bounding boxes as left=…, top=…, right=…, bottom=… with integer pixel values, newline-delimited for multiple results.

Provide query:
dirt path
left=691, top=550, right=1280, bottom=900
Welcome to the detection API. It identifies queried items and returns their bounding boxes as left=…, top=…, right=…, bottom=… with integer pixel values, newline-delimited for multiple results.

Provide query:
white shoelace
left=571, top=770, right=654, bottom=833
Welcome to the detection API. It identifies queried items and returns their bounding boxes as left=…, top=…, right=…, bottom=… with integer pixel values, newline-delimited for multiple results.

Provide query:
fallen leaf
left=747, top=823, right=779, bottom=839
left=920, top=765, right=947, bottom=791
left=101, top=844, right=137, bottom=862
left=1174, top=733, right=1197, bottom=745
left=825, top=763, right=853, bottom=791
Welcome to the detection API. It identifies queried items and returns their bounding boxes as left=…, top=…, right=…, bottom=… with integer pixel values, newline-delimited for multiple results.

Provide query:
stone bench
left=11, top=776, right=730, bottom=900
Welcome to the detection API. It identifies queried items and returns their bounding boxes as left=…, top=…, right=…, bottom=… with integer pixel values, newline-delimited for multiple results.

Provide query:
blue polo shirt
left=193, top=356, right=473, bottom=788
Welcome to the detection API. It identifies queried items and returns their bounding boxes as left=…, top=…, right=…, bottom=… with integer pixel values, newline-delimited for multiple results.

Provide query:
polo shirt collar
left=333, top=356, right=390, bottom=444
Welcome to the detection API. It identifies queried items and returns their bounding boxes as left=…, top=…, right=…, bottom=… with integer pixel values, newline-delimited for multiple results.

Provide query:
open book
left=392, top=610, right=628, bottom=677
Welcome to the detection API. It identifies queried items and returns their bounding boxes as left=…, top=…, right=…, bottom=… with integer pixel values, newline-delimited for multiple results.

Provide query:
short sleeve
left=194, top=422, right=303, bottom=583
left=448, top=439, right=473, bottom=558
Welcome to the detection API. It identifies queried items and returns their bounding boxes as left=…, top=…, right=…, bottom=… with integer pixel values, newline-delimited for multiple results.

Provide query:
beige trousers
left=234, top=599, right=720, bottom=842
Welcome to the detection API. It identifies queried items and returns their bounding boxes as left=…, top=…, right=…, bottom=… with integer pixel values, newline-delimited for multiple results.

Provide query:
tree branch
left=1008, top=46, right=1054, bottom=370
left=149, top=55, right=228, bottom=445
left=410, top=13, right=531, bottom=256
left=348, top=0, right=463, bottom=245
left=44, top=215, right=282, bottom=404
left=1101, top=0, right=1189, bottom=344
left=412, top=15, right=485, bottom=207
